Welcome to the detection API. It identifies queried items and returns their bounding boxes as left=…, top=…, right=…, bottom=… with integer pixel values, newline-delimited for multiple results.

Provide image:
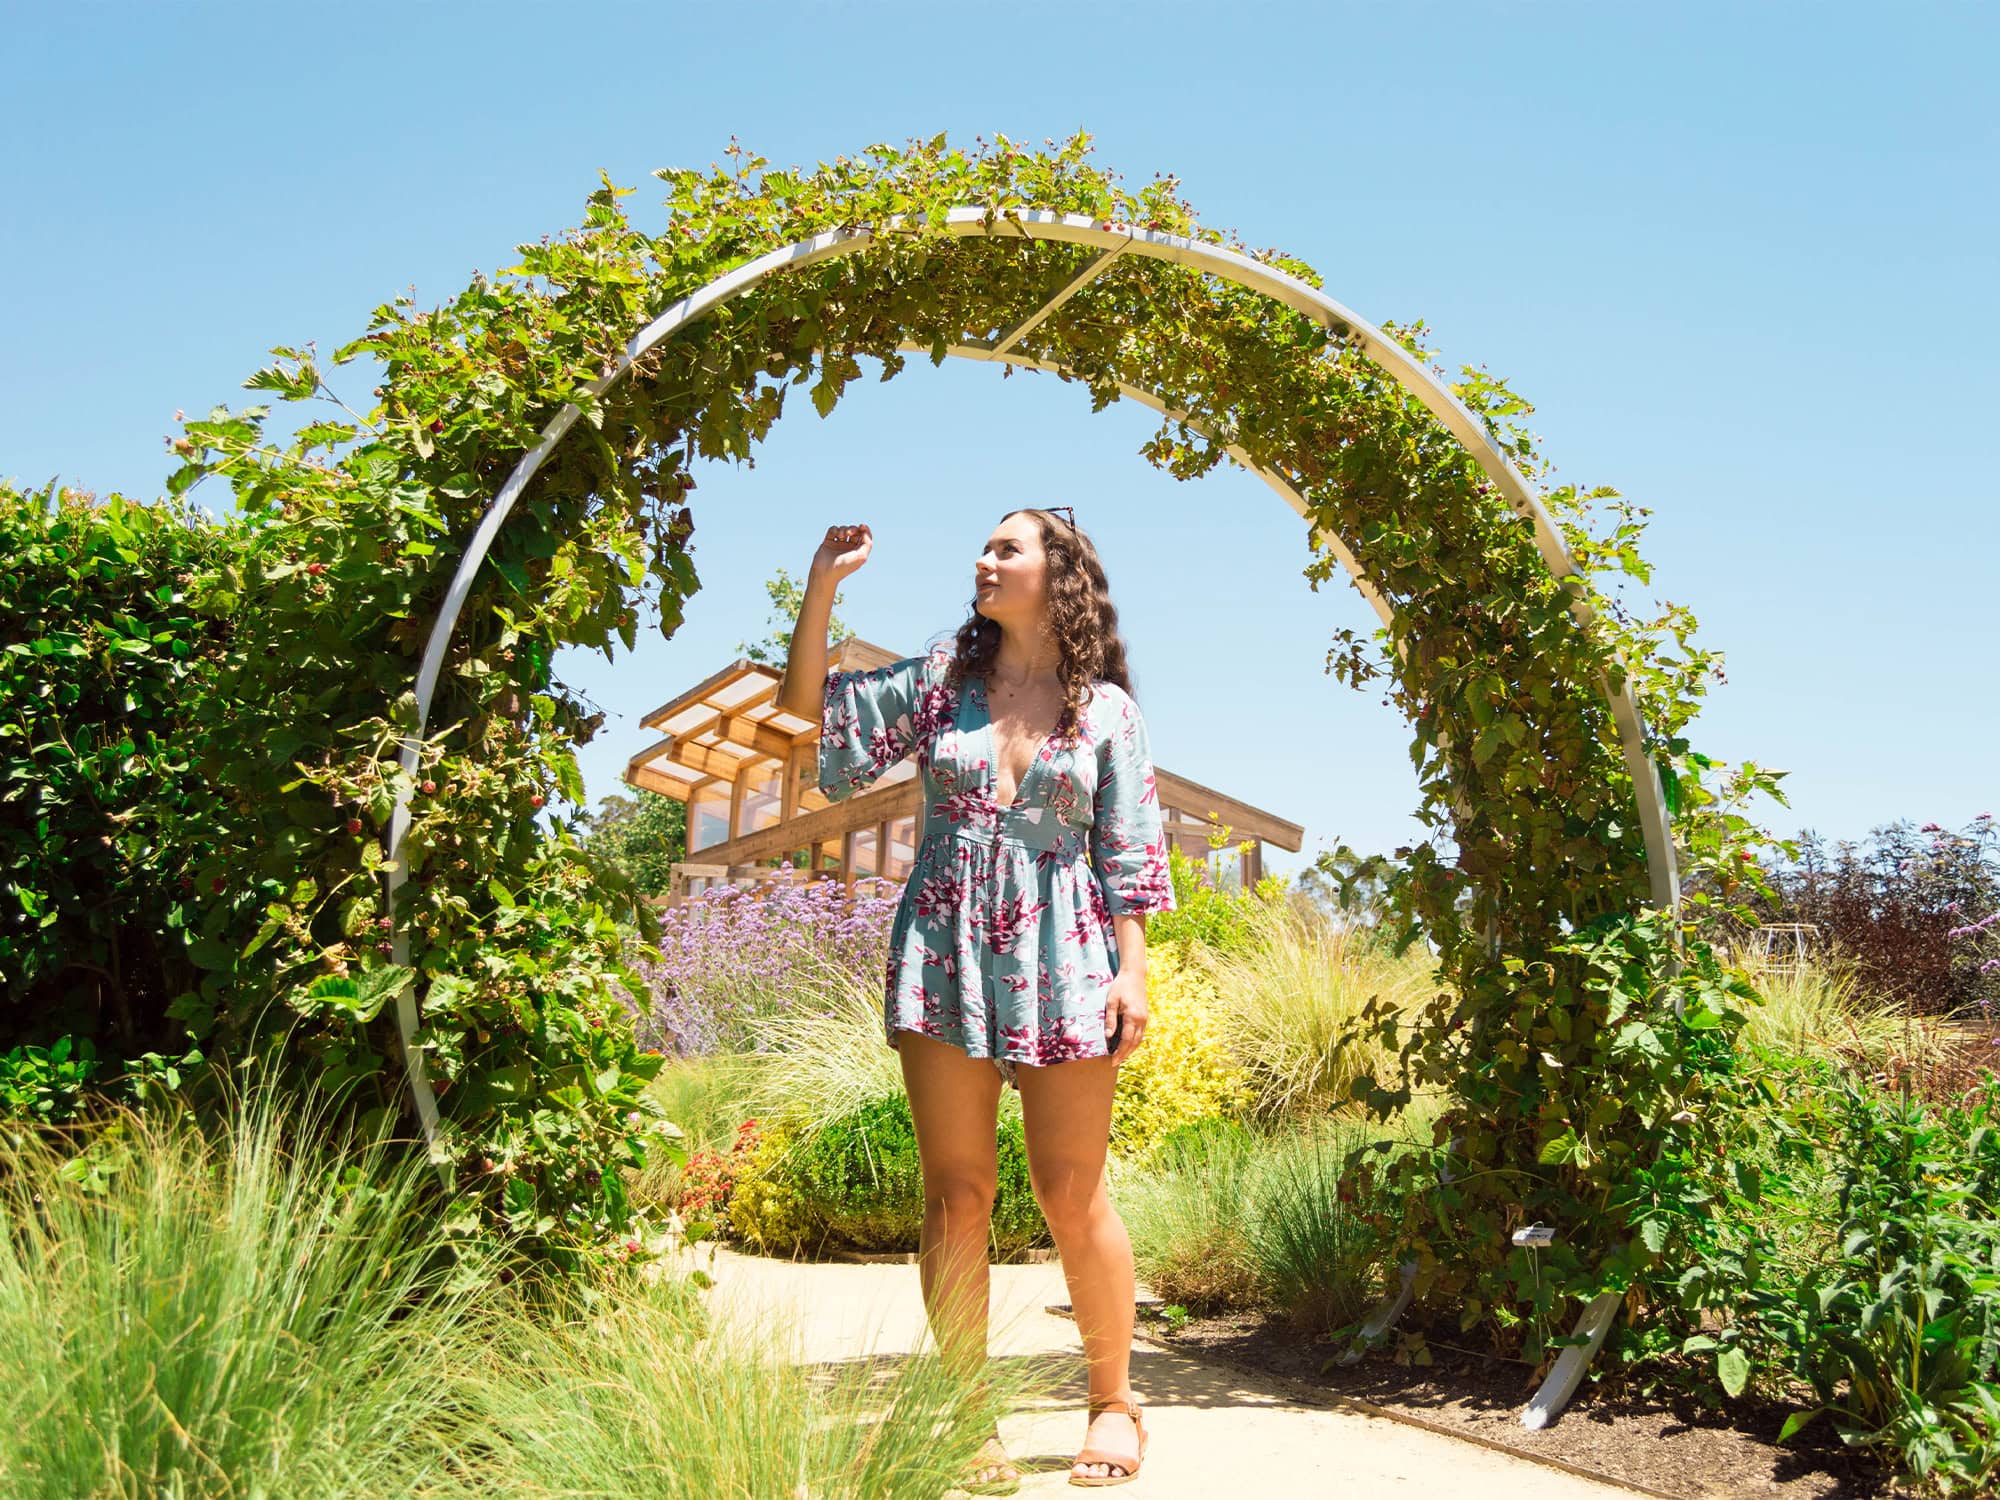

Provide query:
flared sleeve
left=818, top=652, right=930, bottom=803
left=1089, top=687, right=1177, bottom=916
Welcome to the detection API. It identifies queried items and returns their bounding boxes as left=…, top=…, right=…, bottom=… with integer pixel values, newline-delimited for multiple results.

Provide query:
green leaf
left=1716, top=1346, right=1750, bottom=1399
left=1776, top=1410, right=1821, bottom=1444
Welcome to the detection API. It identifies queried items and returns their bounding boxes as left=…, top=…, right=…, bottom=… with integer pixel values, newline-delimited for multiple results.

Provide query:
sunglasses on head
left=1046, top=505, right=1077, bottom=532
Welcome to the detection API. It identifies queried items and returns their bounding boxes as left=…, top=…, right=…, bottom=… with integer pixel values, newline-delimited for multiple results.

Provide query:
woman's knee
left=922, top=1172, right=998, bottom=1229
left=1029, top=1164, right=1104, bottom=1232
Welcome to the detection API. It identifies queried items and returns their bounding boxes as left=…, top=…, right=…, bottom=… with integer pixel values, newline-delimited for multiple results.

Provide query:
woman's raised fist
left=811, top=523, right=873, bottom=584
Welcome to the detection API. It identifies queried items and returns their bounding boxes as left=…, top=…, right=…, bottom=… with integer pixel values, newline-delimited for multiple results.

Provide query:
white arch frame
left=384, top=208, right=1680, bottom=1143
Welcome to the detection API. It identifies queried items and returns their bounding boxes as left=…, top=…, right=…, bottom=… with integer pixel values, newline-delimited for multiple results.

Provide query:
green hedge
left=793, top=1093, right=1048, bottom=1257
left=0, top=481, right=676, bottom=1271
left=0, top=486, right=232, bottom=1061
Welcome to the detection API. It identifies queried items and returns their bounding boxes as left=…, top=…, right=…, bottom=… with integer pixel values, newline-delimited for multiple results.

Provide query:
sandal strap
left=1087, top=1395, right=1142, bottom=1417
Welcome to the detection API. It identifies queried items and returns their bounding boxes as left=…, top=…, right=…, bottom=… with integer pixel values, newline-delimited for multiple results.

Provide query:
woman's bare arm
left=775, top=523, right=872, bottom=719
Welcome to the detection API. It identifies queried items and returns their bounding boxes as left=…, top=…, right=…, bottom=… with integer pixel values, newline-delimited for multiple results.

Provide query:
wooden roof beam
left=694, top=777, right=924, bottom=867
left=1154, top=767, right=1304, bottom=852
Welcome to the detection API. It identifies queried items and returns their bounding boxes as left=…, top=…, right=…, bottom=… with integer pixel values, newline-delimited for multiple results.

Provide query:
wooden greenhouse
left=624, top=636, right=1304, bottom=905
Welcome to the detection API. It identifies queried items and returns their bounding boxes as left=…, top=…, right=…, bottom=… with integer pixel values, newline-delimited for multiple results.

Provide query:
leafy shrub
left=0, top=476, right=682, bottom=1269
left=792, top=1091, right=1048, bottom=1256
left=1144, top=845, right=1276, bottom=954
left=1740, top=1077, right=2000, bottom=1491
left=0, top=485, right=233, bottom=1063
left=582, top=787, right=687, bottom=899
left=672, top=1116, right=761, bottom=1226
left=0, top=1038, right=102, bottom=1130
left=1108, top=938, right=1254, bottom=1160
left=1733, top=816, right=2000, bottom=1016
left=722, top=1117, right=828, bottom=1256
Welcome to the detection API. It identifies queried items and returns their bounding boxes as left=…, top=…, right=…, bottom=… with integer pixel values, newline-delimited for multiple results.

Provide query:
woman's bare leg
left=1015, top=1051, right=1140, bottom=1482
left=896, top=1029, right=1005, bottom=1380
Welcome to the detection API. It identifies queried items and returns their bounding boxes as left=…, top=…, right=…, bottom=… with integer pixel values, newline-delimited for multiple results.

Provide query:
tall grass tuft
left=1195, top=899, right=1434, bottom=1120
left=729, top=946, right=911, bottom=1135
left=453, top=1267, right=1067, bottom=1500
left=1243, top=1117, right=1386, bottom=1336
left=1120, top=1113, right=1410, bottom=1330
left=1733, top=951, right=1915, bottom=1067
left=1117, top=1116, right=1267, bottom=1312
left=0, top=1082, right=486, bottom=1499
left=0, top=1077, right=1072, bottom=1498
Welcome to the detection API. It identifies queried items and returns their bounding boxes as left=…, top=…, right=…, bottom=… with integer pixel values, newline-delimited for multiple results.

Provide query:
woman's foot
left=1070, top=1395, right=1143, bottom=1483
left=961, top=1430, right=1022, bottom=1494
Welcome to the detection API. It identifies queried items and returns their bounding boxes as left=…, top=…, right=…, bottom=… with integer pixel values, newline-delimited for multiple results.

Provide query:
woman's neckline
left=969, top=674, right=1075, bottom=811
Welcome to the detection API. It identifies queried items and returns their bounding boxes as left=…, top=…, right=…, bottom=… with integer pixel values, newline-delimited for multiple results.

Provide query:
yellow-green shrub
left=721, top=1118, right=828, bottom=1257
left=1110, top=939, right=1254, bottom=1163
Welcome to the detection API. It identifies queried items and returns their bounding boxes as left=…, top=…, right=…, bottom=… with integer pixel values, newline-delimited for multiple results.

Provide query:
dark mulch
left=1136, top=1305, right=1909, bottom=1499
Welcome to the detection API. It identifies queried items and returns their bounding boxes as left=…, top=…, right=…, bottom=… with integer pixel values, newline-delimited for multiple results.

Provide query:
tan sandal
left=1068, top=1394, right=1147, bottom=1487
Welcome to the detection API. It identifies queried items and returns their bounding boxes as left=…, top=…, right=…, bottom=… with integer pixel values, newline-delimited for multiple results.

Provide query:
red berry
left=305, top=562, right=325, bottom=576
left=210, top=877, right=226, bottom=895
left=346, top=817, right=364, bottom=834
left=421, top=779, right=437, bottom=795
left=529, top=794, right=545, bottom=809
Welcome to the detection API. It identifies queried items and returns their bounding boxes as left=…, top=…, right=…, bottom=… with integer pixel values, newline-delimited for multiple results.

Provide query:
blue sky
left=4, top=2, right=1993, bottom=879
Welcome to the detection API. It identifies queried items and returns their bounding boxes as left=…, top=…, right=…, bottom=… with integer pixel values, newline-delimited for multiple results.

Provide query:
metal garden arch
left=384, top=207, right=1683, bottom=1152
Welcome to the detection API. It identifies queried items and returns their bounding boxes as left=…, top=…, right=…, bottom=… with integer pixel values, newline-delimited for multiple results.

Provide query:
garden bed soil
left=1124, top=1305, right=1909, bottom=1500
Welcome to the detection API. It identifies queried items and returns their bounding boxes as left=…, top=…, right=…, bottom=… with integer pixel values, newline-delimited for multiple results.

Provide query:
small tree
left=584, top=789, right=687, bottom=899
left=735, top=566, right=853, bottom=669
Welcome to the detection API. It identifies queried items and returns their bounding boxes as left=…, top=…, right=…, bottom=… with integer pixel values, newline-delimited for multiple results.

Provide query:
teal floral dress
left=819, top=646, right=1177, bottom=1088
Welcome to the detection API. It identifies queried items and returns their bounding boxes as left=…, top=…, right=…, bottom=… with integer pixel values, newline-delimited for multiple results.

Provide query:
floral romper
left=819, top=646, right=1178, bottom=1088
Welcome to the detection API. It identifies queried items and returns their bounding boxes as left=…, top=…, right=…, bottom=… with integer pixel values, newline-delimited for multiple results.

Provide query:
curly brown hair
left=937, top=508, right=1136, bottom=743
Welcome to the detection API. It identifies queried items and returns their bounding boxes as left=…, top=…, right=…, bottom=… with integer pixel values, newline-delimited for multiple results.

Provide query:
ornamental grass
left=1731, top=949, right=1930, bottom=1070
left=454, top=1268, right=1066, bottom=1500
left=1193, top=897, right=1436, bottom=1121
left=0, top=1085, right=485, bottom=1498
left=0, top=1082, right=1065, bottom=1499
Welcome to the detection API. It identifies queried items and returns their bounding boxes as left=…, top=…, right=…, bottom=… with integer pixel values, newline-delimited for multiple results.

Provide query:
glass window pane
left=736, top=762, right=783, bottom=839
left=689, top=784, right=731, bottom=853
left=885, top=816, right=916, bottom=881
left=850, top=828, right=878, bottom=878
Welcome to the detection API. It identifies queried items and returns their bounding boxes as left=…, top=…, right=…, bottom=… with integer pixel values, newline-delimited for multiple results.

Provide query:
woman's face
left=973, top=512, right=1049, bottom=626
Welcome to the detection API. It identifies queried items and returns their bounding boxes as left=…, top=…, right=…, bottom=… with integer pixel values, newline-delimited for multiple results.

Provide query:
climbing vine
left=61, top=130, right=1782, bottom=1309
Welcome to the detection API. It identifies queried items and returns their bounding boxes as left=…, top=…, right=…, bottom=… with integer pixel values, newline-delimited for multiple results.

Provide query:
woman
left=775, top=508, right=1175, bottom=1490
